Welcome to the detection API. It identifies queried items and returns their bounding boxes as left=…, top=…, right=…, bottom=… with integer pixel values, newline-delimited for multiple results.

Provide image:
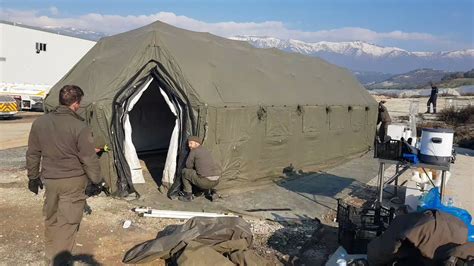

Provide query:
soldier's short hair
left=59, top=85, right=84, bottom=106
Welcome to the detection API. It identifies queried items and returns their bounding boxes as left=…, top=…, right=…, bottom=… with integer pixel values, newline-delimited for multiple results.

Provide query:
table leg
left=440, top=170, right=446, bottom=203
left=377, top=162, right=385, bottom=207
left=394, top=164, right=399, bottom=196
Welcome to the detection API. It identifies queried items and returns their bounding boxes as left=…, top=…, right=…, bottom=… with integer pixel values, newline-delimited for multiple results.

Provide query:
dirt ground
left=0, top=143, right=336, bottom=265
left=0, top=166, right=333, bottom=265
left=0, top=111, right=347, bottom=265
left=1, top=97, right=472, bottom=265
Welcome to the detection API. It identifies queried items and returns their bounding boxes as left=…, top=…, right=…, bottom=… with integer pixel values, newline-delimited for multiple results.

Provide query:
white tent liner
left=160, top=87, right=180, bottom=186
left=123, top=78, right=154, bottom=184
left=123, top=78, right=180, bottom=185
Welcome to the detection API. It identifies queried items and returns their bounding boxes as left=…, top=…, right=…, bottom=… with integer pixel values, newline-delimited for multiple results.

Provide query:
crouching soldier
left=179, top=136, right=220, bottom=202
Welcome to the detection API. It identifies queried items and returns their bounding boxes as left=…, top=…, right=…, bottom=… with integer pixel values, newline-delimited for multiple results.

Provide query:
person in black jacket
left=426, top=82, right=439, bottom=113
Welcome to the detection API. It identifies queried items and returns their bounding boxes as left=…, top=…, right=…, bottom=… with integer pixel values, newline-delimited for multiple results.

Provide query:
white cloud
left=49, top=6, right=59, bottom=16
left=0, top=9, right=448, bottom=45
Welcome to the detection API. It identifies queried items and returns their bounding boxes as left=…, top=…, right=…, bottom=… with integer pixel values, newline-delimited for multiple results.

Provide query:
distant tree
left=454, top=72, right=465, bottom=79
left=464, top=69, right=474, bottom=78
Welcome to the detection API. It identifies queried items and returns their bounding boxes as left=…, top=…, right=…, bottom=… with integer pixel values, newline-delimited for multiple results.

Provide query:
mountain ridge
left=230, top=36, right=474, bottom=73
left=26, top=24, right=473, bottom=74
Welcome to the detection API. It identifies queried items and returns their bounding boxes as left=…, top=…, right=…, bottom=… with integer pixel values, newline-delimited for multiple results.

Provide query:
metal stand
left=376, top=159, right=450, bottom=207
left=377, top=162, right=385, bottom=208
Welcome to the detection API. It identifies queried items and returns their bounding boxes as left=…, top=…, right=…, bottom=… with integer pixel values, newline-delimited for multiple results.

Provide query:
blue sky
left=1, top=0, right=473, bottom=52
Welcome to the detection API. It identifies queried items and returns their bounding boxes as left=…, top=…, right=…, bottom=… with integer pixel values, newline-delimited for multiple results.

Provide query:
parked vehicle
left=0, top=95, right=19, bottom=118
left=20, top=95, right=44, bottom=111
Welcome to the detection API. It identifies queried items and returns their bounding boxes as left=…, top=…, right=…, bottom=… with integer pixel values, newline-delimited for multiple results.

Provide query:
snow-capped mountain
left=231, top=36, right=409, bottom=57
left=42, top=26, right=106, bottom=41
left=31, top=22, right=473, bottom=74
left=230, top=36, right=474, bottom=74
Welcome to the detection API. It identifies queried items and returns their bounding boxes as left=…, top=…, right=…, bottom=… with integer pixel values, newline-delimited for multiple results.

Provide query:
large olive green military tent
left=44, top=21, right=378, bottom=197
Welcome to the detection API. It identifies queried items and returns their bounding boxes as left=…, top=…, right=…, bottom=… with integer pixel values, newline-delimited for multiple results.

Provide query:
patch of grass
left=398, top=115, right=409, bottom=121
left=416, top=121, right=449, bottom=138
left=438, top=78, right=474, bottom=88
left=375, top=92, right=400, bottom=98
left=438, top=105, right=474, bottom=126
left=456, top=126, right=474, bottom=150
left=419, top=105, right=474, bottom=149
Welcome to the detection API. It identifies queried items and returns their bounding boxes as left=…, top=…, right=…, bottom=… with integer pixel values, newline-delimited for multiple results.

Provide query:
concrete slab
left=0, top=122, right=31, bottom=150
left=131, top=151, right=382, bottom=221
left=446, top=148, right=474, bottom=215
left=0, top=112, right=40, bottom=150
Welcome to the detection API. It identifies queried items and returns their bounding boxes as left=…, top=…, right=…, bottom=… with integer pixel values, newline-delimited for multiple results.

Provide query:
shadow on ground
left=455, top=147, right=474, bottom=157
left=276, top=168, right=357, bottom=212
left=266, top=213, right=339, bottom=265
left=139, top=151, right=167, bottom=188
left=53, top=251, right=102, bottom=266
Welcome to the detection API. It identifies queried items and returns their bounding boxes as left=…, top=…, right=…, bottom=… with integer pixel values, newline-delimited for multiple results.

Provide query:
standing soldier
left=377, top=100, right=392, bottom=142
left=26, top=85, right=102, bottom=263
left=426, top=82, right=439, bottom=114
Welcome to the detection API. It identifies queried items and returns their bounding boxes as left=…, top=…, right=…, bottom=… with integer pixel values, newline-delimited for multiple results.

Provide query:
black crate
left=374, top=139, right=402, bottom=160
left=336, top=199, right=395, bottom=254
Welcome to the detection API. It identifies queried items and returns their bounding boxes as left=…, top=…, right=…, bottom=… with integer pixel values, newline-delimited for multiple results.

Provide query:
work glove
left=28, top=178, right=43, bottom=195
left=84, top=202, right=93, bottom=215
left=85, top=181, right=109, bottom=197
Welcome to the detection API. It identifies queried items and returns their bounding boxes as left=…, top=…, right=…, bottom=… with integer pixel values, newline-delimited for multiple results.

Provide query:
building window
left=36, top=42, right=47, bottom=53
left=0, top=57, right=5, bottom=62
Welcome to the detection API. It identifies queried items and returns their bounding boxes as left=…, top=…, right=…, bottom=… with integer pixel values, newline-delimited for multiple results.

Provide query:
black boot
left=178, top=192, right=194, bottom=202
left=205, top=189, right=219, bottom=202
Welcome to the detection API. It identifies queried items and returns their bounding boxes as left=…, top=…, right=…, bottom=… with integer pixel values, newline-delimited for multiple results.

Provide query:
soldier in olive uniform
left=179, top=136, right=220, bottom=202
left=26, top=85, right=101, bottom=262
left=377, top=100, right=392, bottom=142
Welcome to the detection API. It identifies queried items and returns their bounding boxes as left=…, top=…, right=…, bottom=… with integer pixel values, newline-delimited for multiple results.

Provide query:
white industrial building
left=0, top=21, right=96, bottom=109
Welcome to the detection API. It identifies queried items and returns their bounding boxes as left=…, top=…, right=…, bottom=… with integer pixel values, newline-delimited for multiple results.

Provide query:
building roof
left=0, top=20, right=98, bottom=42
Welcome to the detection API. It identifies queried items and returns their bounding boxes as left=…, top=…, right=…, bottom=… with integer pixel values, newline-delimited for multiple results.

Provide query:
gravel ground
left=0, top=149, right=332, bottom=265
left=4, top=97, right=470, bottom=265
left=0, top=146, right=27, bottom=170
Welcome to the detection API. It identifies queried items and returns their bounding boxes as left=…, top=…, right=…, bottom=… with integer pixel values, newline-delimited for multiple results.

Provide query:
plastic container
left=336, top=199, right=396, bottom=254
left=419, top=128, right=454, bottom=166
left=374, top=140, right=402, bottom=160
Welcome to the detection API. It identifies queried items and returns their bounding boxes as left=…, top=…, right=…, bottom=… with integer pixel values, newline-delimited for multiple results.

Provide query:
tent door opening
left=122, top=77, right=181, bottom=188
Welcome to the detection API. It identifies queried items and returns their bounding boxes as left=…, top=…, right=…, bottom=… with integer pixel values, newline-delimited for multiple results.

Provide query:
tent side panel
left=89, top=102, right=119, bottom=193
left=300, top=106, right=330, bottom=168
left=203, top=104, right=377, bottom=190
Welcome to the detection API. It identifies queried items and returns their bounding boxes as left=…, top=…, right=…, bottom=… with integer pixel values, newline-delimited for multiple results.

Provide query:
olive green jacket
left=26, top=105, right=101, bottom=183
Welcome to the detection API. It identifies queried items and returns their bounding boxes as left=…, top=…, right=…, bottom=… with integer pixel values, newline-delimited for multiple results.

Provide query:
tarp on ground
left=43, top=20, right=378, bottom=194
left=122, top=216, right=271, bottom=265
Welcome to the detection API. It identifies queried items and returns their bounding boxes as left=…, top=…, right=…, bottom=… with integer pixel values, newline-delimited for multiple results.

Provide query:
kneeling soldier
left=179, top=136, right=219, bottom=202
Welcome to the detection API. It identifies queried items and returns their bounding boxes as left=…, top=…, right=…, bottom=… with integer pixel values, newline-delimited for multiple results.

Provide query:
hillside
left=438, top=78, right=474, bottom=89
left=367, top=69, right=449, bottom=90
left=352, top=71, right=394, bottom=85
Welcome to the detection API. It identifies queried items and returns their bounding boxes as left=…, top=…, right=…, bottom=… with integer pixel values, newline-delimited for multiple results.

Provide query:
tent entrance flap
left=122, top=77, right=179, bottom=186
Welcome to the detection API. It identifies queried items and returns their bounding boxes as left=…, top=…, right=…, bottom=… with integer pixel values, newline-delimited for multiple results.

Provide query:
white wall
left=0, top=22, right=96, bottom=85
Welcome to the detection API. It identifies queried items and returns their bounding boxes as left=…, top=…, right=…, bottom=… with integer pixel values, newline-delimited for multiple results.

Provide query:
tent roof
left=46, top=21, right=376, bottom=108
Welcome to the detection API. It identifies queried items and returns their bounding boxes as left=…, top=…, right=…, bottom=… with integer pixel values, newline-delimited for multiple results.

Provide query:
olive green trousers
left=43, top=176, right=88, bottom=261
